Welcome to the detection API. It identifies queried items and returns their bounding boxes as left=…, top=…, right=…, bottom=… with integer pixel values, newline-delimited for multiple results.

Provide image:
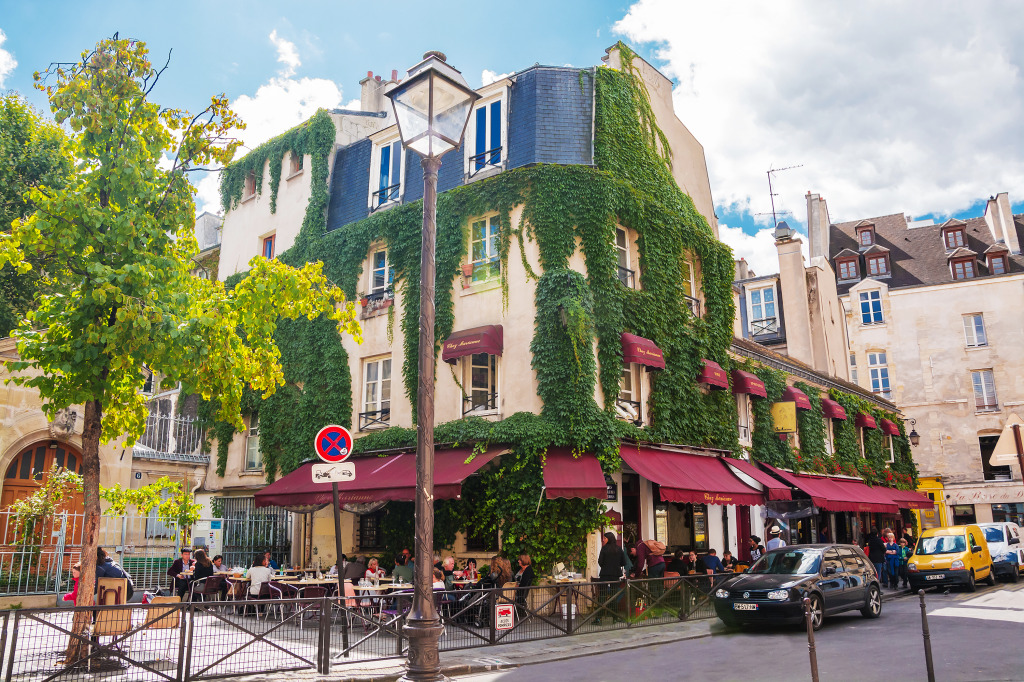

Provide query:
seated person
left=365, top=558, right=386, bottom=581
left=343, top=555, right=366, bottom=581
left=514, top=555, right=535, bottom=588
left=263, top=551, right=279, bottom=571
left=392, top=553, right=414, bottom=584
left=247, top=555, right=274, bottom=598
left=193, top=549, right=215, bottom=582
left=167, top=548, right=194, bottom=598
left=442, top=556, right=456, bottom=590
left=432, top=568, right=446, bottom=590
left=721, top=550, right=738, bottom=572
left=212, top=555, right=230, bottom=574
left=666, top=549, right=688, bottom=574
left=701, top=549, right=726, bottom=574
left=462, top=558, right=478, bottom=581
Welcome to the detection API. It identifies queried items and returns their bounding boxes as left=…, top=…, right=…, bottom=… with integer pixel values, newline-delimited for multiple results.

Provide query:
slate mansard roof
left=828, top=212, right=1024, bottom=295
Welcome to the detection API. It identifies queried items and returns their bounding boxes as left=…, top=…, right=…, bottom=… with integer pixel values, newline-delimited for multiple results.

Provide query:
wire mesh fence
left=0, top=575, right=721, bottom=680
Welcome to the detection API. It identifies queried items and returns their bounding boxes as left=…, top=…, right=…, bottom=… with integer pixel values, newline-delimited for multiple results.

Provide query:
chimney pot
left=375, top=75, right=381, bottom=82
left=367, top=70, right=373, bottom=79
left=391, top=69, right=398, bottom=82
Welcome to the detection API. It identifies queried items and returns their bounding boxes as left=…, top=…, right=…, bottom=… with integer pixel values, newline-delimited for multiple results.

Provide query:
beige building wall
left=842, top=274, right=1024, bottom=523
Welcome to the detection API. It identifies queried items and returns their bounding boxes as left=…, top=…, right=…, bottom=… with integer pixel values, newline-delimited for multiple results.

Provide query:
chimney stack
left=359, top=71, right=387, bottom=113
left=983, top=192, right=1019, bottom=254
left=806, top=192, right=831, bottom=260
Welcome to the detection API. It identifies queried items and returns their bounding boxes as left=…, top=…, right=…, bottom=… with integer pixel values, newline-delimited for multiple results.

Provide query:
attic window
left=866, top=254, right=889, bottom=277
left=988, top=254, right=1008, bottom=275
left=951, top=257, right=976, bottom=281
left=837, top=258, right=859, bottom=280
left=857, top=226, right=875, bottom=247
left=244, top=171, right=257, bottom=199
left=944, top=229, right=966, bottom=250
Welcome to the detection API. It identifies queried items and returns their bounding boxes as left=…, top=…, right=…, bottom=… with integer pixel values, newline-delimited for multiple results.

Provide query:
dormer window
left=465, top=82, right=510, bottom=181
left=944, top=229, right=966, bottom=250
left=834, top=248, right=861, bottom=281
left=951, top=256, right=976, bottom=280
left=985, top=246, right=1009, bottom=275
left=857, top=226, right=875, bottom=248
left=866, top=254, right=889, bottom=277
left=369, top=135, right=403, bottom=211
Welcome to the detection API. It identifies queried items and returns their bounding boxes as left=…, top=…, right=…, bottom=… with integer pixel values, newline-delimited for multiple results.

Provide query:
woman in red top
left=63, top=562, right=81, bottom=603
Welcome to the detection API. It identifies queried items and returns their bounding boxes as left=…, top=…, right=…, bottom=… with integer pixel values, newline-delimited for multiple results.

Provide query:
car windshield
left=984, top=527, right=1005, bottom=544
left=916, top=535, right=966, bottom=555
left=749, top=550, right=821, bottom=575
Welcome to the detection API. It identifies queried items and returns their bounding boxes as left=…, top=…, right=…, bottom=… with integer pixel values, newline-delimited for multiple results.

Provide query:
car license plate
left=733, top=603, right=758, bottom=611
left=926, top=574, right=945, bottom=580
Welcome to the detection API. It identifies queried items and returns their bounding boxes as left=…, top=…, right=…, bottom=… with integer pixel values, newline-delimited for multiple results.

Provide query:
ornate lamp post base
left=400, top=616, right=446, bottom=681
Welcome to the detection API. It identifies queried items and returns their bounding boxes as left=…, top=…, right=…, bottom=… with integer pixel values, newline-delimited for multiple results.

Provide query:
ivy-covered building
left=203, top=44, right=922, bottom=573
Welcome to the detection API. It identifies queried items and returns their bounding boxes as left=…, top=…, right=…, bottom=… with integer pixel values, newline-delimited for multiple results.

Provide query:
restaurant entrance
left=621, top=473, right=642, bottom=548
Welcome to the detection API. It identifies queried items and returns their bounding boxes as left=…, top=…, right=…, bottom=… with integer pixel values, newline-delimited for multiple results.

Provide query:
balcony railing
left=359, top=409, right=391, bottom=431
left=463, top=392, right=498, bottom=415
left=615, top=398, right=642, bottom=426
left=132, top=414, right=209, bottom=464
left=371, top=183, right=401, bottom=211
left=738, top=424, right=750, bottom=443
left=361, top=288, right=394, bottom=318
left=616, top=266, right=636, bottom=289
left=750, top=316, right=779, bottom=336
left=683, top=294, right=701, bottom=318
left=469, top=146, right=503, bottom=177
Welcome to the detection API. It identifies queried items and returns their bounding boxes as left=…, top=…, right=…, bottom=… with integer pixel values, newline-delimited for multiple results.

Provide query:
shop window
left=952, top=505, right=977, bottom=526
left=992, top=504, right=1024, bottom=527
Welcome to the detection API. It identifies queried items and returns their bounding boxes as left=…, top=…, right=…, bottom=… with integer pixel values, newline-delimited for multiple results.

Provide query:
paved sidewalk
left=230, top=618, right=716, bottom=682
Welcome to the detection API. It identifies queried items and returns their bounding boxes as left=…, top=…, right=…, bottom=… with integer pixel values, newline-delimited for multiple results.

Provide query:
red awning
left=731, top=370, right=767, bottom=398
left=621, top=333, right=665, bottom=370
left=543, top=448, right=607, bottom=500
left=880, top=418, right=900, bottom=436
left=254, top=447, right=504, bottom=508
left=820, top=399, right=847, bottom=420
left=781, top=386, right=812, bottom=411
left=442, top=325, right=503, bottom=364
left=620, top=446, right=764, bottom=506
left=855, top=413, right=878, bottom=429
left=721, top=457, right=792, bottom=501
left=698, top=359, right=729, bottom=389
left=887, top=488, right=935, bottom=510
left=760, top=464, right=898, bottom=513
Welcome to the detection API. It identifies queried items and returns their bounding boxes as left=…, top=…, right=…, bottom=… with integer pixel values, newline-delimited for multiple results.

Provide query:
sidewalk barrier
left=918, top=589, right=936, bottom=682
left=802, top=597, right=820, bottom=682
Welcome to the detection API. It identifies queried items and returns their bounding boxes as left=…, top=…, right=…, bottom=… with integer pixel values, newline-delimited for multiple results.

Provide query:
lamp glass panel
left=391, top=79, right=430, bottom=146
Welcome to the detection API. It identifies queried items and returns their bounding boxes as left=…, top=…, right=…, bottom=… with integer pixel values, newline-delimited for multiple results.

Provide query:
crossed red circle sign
left=314, top=424, right=353, bottom=464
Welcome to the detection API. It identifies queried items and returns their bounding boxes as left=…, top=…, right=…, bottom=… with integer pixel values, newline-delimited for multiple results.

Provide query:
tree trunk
left=64, top=398, right=102, bottom=664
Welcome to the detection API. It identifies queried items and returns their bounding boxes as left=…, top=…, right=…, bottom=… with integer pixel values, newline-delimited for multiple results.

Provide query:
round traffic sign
left=314, top=424, right=354, bottom=463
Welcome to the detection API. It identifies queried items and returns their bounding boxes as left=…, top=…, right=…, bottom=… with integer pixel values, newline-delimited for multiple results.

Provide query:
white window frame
left=614, top=226, right=636, bottom=289
left=963, top=313, right=987, bottom=348
left=368, top=133, right=404, bottom=210
left=362, top=356, right=392, bottom=424
left=859, top=290, right=883, bottom=325
left=369, top=248, right=393, bottom=294
left=462, top=353, right=499, bottom=415
left=867, top=351, right=891, bottom=400
left=972, top=369, right=998, bottom=412
left=849, top=353, right=858, bottom=385
left=468, top=214, right=500, bottom=284
left=747, top=283, right=778, bottom=335
left=737, top=394, right=751, bottom=445
left=616, top=364, right=643, bottom=424
left=885, top=435, right=895, bottom=463
left=681, top=259, right=695, bottom=298
left=464, top=83, right=510, bottom=179
left=245, top=415, right=262, bottom=471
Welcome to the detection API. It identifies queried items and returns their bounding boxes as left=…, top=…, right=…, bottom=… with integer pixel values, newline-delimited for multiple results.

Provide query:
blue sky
left=3, top=1, right=1022, bottom=275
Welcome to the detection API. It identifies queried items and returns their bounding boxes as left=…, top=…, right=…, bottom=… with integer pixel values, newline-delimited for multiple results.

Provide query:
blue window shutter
left=379, top=145, right=391, bottom=193
left=391, top=141, right=402, bottom=193
left=490, top=100, right=501, bottom=164
left=475, top=107, right=487, bottom=170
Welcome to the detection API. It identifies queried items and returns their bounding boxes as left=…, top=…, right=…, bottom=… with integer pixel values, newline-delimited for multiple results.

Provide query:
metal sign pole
left=332, top=482, right=344, bottom=582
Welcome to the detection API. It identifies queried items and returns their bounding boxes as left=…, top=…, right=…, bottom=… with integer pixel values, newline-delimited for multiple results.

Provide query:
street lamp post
left=385, top=51, right=478, bottom=682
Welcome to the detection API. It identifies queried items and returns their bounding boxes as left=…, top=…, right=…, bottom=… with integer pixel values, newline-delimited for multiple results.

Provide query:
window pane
left=382, top=359, right=391, bottom=380
left=490, top=100, right=501, bottom=164
left=681, top=261, right=693, bottom=297
left=475, top=105, right=486, bottom=167
left=763, top=288, right=774, bottom=303
left=975, top=316, right=987, bottom=345
left=390, top=142, right=402, bottom=188
left=750, top=290, right=761, bottom=305
left=379, top=145, right=391, bottom=191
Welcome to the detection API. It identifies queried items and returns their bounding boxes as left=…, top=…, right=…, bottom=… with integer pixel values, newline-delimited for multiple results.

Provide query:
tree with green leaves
left=101, top=477, right=202, bottom=549
left=0, top=93, right=72, bottom=336
left=0, top=36, right=359, bottom=654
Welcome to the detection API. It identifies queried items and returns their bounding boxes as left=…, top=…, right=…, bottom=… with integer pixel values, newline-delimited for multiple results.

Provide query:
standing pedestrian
left=897, top=538, right=912, bottom=589
left=884, top=532, right=900, bottom=589
left=634, top=539, right=666, bottom=579
left=766, top=526, right=786, bottom=551
left=866, top=528, right=887, bottom=584
left=749, top=536, right=765, bottom=562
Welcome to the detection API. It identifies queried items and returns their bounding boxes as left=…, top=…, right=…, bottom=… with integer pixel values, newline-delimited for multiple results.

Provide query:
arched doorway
left=2, top=441, right=85, bottom=511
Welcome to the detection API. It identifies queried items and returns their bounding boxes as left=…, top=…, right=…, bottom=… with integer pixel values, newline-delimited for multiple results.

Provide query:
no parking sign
left=314, top=424, right=353, bottom=463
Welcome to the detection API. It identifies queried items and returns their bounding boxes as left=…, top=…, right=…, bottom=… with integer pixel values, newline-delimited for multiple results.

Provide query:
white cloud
left=718, top=223, right=809, bottom=277
left=269, top=30, right=301, bottom=78
left=342, top=98, right=361, bottom=111
left=481, top=69, right=511, bottom=87
left=614, top=1, right=1024, bottom=224
left=0, top=28, right=17, bottom=88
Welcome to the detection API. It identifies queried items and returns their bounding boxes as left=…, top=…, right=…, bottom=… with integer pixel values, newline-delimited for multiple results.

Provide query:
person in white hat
left=766, top=525, right=787, bottom=551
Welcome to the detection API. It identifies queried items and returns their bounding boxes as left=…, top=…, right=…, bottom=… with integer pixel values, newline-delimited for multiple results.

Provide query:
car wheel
left=807, top=594, right=824, bottom=631
left=861, top=584, right=882, bottom=618
left=984, top=566, right=996, bottom=586
left=1011, top=565, right=1021, bottom=583
left=965, top=570, right=976, bottom=592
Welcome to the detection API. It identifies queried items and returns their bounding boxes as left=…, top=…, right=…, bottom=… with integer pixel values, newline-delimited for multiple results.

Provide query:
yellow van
left=908, top=525, right=994, bottom=592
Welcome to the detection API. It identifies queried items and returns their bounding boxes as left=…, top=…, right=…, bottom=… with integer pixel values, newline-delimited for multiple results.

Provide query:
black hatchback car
left=712, top=544, right=882, bottom=630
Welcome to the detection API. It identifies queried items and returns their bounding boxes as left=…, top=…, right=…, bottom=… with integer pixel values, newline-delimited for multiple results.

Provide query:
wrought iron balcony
left=615, top=398, right=642, bottom=426
left=132, top=414, right=209, bottom=464
left=371, top=183, right=401, bottom=211
left=683, top=294, right=701, bottom=318
left=616, top=266, right=636, bottom=289
left=359, top=409, right=391, bottom=432
left=750, top=316, right=779, bottom=336
left=469, top=146, right=503, bottom=177
left=361, top=288, right=394, bottom=318
left=463, top=392, right=498, bottom=415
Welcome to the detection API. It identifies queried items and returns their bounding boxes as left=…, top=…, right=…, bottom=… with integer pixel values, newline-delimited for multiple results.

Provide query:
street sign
left=312, top=462, right=355, bottom=483
left=314, top=424, right=354, bottom=463
left=989, top=413, right=1024, bottom=466
left=494, top=603, right=514, bottom=630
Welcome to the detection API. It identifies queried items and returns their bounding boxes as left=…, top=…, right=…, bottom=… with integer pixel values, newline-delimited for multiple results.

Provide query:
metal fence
left=0, top=575, right=719, bottom=680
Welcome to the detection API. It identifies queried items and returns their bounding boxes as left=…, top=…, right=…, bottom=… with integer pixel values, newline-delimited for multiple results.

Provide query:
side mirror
left=823, top=566, right=837, bottom=577
left=972, top=545, right=982, bottom=553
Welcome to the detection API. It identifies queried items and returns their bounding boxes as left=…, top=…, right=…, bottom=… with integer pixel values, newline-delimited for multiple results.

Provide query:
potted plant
left=359, top=294, right=369, bottom=307
left=461, top=262, right=474, bottom=278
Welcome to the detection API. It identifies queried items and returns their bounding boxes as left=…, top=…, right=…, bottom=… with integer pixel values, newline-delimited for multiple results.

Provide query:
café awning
left=621, top=333, right=665, bottom=370
left=731, top=370, right=767, bottom=398
left=441, top=325, right=503, bottom=364
left=721, top=457, right=792, bottom=501
left=880, top=418, right=900, bottom=436
left=780, top=386, right=812, bottom=411
left=254, top=446, right=505, bottom=508
left=620, top=445, right=764, bottom=506
left=887, top=488, right=935, bottom=510
left=543, top=448, right=607, bottom=500
left=698, top=359, right=729, bottom=389
left=855, top=413, right=878, bottom=429
left=820, top=399, right=847, bottom=420
left=761, top=464, right=898, bottom=513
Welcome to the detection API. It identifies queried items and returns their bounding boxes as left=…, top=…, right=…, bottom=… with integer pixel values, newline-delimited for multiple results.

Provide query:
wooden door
left=2, top=442, right=85, bottom=541
left=736, top=506, right=752, bottom=562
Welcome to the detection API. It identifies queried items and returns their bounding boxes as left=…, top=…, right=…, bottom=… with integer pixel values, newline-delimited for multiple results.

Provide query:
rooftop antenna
left=765, top=164, right=803, bottom=227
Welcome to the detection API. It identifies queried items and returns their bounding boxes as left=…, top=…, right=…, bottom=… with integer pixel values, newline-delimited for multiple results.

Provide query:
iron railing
left=615, top=398, right=642, bottom=426
left=371, top=183, right=401, bottom=211
left=683, top=294, right=701, bottom=318
left=462, top=392, right=498, bottom=416
left=469, top=146, right=503, bottom=177
left=750, top=316, right=779, bottom=336
left=358, top=409, right=391, bottom=432
left=133, top=414, right=209, bottom=465
left=360, top=288, right=394, bottom=319
left=616, top=266, right=636, bottom=289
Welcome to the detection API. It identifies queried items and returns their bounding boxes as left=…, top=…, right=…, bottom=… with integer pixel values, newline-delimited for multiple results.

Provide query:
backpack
left=643, top=540, right=667, bottom=556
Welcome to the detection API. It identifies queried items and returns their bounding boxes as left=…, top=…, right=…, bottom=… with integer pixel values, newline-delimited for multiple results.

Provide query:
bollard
left=803, top=597, right=820, bottom=682
left=918, top=590, right=935, bottom=682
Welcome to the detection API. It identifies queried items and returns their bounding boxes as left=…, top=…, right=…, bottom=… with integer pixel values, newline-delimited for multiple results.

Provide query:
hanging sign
left=771, top=402, right=797, bottom=433
left=314, top=424, right=354, bottom=463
